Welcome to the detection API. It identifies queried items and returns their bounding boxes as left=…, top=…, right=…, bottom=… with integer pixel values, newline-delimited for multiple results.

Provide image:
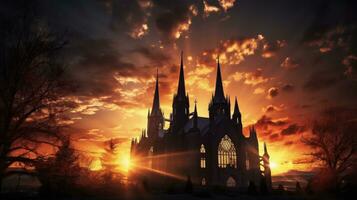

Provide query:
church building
left=130, top=52, right=272, bottom=190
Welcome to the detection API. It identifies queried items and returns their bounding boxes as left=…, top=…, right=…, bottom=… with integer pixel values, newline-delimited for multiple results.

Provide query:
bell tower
left=209, top=57, right=230, bottom=122
left=147, top=69, right=164, bottom=140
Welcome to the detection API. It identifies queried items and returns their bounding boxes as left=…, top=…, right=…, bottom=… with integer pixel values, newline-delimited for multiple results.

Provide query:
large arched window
left=200, top=144, right=206, bottom=168
left=218, top=135, right=237, bottom=168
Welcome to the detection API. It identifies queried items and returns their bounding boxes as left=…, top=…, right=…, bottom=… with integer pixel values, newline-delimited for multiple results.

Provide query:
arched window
left=218, top=135, right=237, bottom=168
left=226, top=176, right=236, bottom=187
left=201, top=178, right=206, bottom=186
left=148, top=146, right=153, bottom=168
left=200, top=144, right=206, bottom=168
left=200, top=144, right=206, bottom=153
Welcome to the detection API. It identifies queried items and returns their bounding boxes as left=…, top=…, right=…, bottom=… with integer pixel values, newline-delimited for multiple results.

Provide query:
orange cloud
left=227, top=68, right=270, bottom=86
left=281, top=57, right=299, bottom=70
left=218, top=0, right=236, bottom=11
left=203, top=0, right=220, bottom=17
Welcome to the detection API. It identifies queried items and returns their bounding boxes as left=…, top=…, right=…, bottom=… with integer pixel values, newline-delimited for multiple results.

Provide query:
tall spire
left=233, top=97, right=240, bottom=114
left=177, top=51, right=186, bottom=99
left=264, top=142, right=269, bottom=157
left=214, top=56, right=225, bottom=102
left=232, top=96, right=241, bottom=123
left=151, top=68, right=160, bottom=115
left=193, top=99, right=198, bottom=129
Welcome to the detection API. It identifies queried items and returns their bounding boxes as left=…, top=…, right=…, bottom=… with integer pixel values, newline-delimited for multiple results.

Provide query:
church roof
left=184, top=116, right=210, bottom=135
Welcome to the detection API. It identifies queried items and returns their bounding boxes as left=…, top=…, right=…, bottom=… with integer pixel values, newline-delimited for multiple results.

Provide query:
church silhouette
left=131, top=52, right=272, bottom=190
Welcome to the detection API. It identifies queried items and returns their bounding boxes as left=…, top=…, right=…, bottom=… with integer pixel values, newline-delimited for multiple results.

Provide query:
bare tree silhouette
left=302, top=107, right=357, bottom=192
left=0, top=1, right=70, bottom=190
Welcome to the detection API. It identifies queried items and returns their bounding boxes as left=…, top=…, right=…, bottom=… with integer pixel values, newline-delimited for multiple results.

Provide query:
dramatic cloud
left=227, top=68, right=270, bottom=86
left=303, top=70, right=342, bottom=92
left=198, top=35, right=265, bottom=66
left=262, top=104, right=285, bottom=113
left=131, top=46, right=171, bottom=65
left=262, top=40, right=286, bottom=58
left=281, top=124, right=306, bottom=136
left=153, top=0, right=197, bottom=40
left=301, top=1, right=357, bottom=53
left=281, top=57, right=299, bottom=70
left=267, top=87, right=279, bottom=98
left=110, top=0, right=151, bottom=38
left=281, top=84, right=295, bottom=92
left=218, top=0, right=236, bottom=11
left=203, top=0, right=220, bottom=17
left=255, top=115, right=289, bottom=130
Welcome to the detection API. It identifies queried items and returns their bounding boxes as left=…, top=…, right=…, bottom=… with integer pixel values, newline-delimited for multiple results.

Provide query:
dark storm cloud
left=131, top=46, right=172, bottom=65
left=301, top=0, right=357, bottom=53
left=269, top=133, right=280, bottom=141
left=303, top=70, right=342, bottom=92
left=64, top=39, right=135, bottom=97
left=281, top=124, right=306, bottom=136
left=152, top=0, right=197, bottom=40
left=255, top=115, right=289, bottom=130
left=267, top=87, right=279, bottom=98
left=110, top=0, right=150, bottom=38
left=281, top=84, right=295, bottom=92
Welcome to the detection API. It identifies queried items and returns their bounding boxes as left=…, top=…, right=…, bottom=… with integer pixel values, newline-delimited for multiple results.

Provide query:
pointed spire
left=234, top=97, right=239, bottom=113
left=151, top=68, right=160, bottom=115
left=193, top=99, right=198, bottom=129
left=177, top=51, right=186, bottom=99
left=214, top=55, right=225, bottom=102
left=264, top=142, right=269, bottom=156
left=232, top=96, right=241, bottom=123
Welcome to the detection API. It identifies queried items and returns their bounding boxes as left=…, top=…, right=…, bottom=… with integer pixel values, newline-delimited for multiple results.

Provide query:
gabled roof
left=184, top=117, right=210, bottom=135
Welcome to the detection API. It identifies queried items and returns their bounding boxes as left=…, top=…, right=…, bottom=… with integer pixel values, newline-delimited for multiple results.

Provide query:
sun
left=119, top=154, right=131, bottom=172
left=270, top=161, right=278, bottom=170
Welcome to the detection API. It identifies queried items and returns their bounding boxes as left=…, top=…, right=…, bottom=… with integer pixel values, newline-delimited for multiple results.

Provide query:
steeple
left=147, top=69, right=164, bottom=139
left=177, top=51, right=186, bottom=99
left=214, top=56, right=225, bottom=103
left=171, top=51, right=190, bottom=133
left=263, top=142, right=270, bottom=158
left=151, top=68, right=160, bottom=115
left=232, top=97, right=242, bottom=124
left=193, top=100, right=198, bottom=130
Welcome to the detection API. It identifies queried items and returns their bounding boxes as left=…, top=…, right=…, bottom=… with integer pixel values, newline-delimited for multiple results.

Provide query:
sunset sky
left=3, top=0, right=356, bottom=176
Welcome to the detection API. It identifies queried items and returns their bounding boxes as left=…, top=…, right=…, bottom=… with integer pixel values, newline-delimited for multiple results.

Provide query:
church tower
left=147, top=69, right=164, bottom=140
left=209, top=58, right=230, bottom=122
left=172, top=51, right=189, bottom=133
left=232, top=97, right=242, bottom=128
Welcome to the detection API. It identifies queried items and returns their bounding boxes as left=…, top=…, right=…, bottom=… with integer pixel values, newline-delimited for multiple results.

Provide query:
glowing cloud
left=219, top=0, right=236, bottom=11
